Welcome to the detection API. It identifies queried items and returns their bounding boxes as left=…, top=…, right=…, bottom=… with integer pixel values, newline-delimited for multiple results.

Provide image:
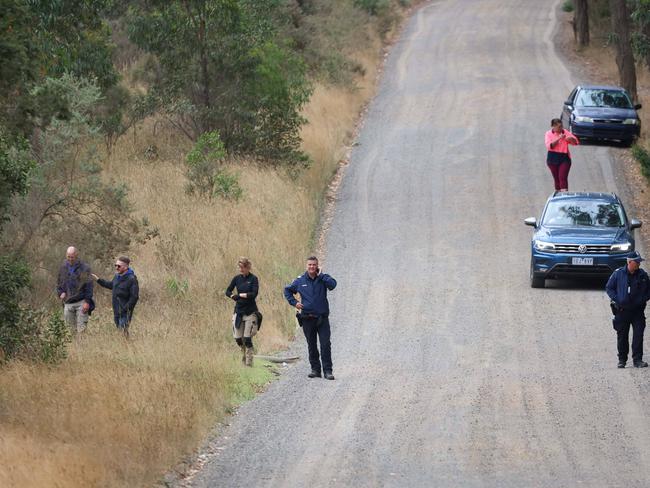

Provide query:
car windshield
left=543, top=200, right=625, bottom=228
left=574, top=89, right=633, bottom=109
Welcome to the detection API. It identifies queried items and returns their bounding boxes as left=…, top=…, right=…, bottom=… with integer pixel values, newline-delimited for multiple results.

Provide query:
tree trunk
left=574, top=0, right=589, bottom=47
left=644, top=19, right=650, bottom=71
left=609, top=0, right=638, bottom=102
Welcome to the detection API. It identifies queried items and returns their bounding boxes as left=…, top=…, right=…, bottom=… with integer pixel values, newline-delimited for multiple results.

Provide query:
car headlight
left=575, top=116, right=594, bottom=123
left=623, top=118, right=639, bottom=125
left=534, top=240, right=555, bottom=251
left=611, top=242, right=632, bottom=252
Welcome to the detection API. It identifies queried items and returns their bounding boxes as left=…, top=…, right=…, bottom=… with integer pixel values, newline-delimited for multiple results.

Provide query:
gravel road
left=190, top=1, right=650, bottom=486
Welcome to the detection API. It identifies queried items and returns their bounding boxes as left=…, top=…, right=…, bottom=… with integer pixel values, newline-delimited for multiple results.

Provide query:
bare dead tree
left=609, top=0, right=638, bottom=102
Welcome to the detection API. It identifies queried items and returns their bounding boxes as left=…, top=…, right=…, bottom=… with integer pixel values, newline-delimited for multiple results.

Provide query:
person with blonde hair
left=225, top=257, right=260, bottom=366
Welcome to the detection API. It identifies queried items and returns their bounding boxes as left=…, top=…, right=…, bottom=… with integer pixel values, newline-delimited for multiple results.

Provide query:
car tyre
left=530, top=261, right=545, bottom=288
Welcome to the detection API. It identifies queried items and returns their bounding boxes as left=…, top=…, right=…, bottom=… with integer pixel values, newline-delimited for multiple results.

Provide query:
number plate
left=572, top=257, right=594, bottom=266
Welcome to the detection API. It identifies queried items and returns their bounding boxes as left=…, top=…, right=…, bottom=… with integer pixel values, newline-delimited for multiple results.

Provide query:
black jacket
left=225, top=273, right=259, bottom=315
left=56, top=261, right=93, bottom=304
left=98, top=269, right=139, bottom=318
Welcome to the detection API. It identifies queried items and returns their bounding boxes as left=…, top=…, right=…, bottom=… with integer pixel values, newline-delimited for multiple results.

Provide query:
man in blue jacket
left=92, top=256, right=139, bottom=339
left=284, top=256, right=337, bottom=380
left=606, top=252, right=650, bottom=368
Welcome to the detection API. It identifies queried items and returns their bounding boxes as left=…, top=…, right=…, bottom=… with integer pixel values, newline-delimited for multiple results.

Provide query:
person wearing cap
left=91, top=256, right=139, bottom=338
left=606, top=251, right=650, bottom=368
left=225, top=257, right=260, bottom=367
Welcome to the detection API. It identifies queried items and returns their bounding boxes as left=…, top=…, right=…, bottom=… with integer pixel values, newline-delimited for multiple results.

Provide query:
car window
left=543, top=200, right=625, bottom=227
left=574, top=89, right=633, bottom=109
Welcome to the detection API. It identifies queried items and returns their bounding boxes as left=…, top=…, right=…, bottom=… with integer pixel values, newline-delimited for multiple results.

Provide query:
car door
left=561, top=87, right=578, bottom=127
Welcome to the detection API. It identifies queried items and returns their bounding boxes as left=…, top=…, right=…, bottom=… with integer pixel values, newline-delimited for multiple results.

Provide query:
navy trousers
left=614, top=308, right=646, bottom=362
left=300, top=315, right=332, bottom=374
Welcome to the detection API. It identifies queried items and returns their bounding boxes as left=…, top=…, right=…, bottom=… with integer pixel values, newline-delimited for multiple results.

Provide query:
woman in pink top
left=545, top=118, right=579, bottom=191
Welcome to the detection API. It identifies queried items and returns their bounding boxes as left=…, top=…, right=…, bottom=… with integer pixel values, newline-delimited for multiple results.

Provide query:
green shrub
left=562, top=0, right=574, bottom=12
left=213, top=171, right=243, bottom=201
left=0, top=255, right=70, bottom=363
left=632, top=144, right=650, bottom=180
left=165, top=277, right=190, bottom=299
left=354, top=0, right=390, bottom=15
left=185, top=131, right=227, bottom=198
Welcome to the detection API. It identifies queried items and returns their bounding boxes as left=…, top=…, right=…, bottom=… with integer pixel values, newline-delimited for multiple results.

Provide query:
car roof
left=547, top=191, right=620, bottom=203
left=576, top=84, right=626, bottom=91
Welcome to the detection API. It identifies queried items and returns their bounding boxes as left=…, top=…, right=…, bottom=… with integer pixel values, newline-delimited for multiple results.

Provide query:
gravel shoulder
left=187, top=2, right=650, bottom=487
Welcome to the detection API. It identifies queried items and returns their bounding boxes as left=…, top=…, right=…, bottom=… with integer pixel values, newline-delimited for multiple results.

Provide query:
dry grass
left=0, top=17, right=385, bottom=488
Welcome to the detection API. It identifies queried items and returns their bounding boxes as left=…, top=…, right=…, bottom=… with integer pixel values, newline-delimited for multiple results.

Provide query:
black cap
left=627, top=251, right=645, bottom=263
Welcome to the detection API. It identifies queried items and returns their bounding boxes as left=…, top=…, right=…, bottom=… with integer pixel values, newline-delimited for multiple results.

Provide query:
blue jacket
left=97, top=268, right=139, bottom=319
left=284, top=271, right=337, bottom=316
left=606, top=266, right=650, bottom=310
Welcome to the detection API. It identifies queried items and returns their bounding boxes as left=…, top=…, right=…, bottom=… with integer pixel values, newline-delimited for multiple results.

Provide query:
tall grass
left=0, top=12, right=387, bottom=488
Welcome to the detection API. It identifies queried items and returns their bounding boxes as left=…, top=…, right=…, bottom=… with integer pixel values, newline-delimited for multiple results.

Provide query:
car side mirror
left=564, top=100, right=573, bottom=107
left=635, top=103, right=642, bottom=110
left=524, top=217, right=537, bottom=227
left=630, top=219, right=642, bottom=229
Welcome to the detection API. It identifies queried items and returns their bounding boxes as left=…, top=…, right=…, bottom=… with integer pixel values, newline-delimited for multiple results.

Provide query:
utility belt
left=296, top=313, right=327, bottom=327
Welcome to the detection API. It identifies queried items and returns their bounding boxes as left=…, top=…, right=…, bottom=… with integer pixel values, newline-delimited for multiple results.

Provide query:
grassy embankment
left=0, top=4, right=400, bottom=487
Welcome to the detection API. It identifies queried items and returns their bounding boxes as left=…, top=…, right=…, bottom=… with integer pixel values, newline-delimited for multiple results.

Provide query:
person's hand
left=231, top=293, right=238, bottom=300
left=82, top=302, right=90, bottom=313
left=59, top=292, right=66, bottom=301
left=91, top=273, right=99, bottom=281
left=560, top=132, right=566, bottom=139
left=240, top=293, right=247, bottom=298
left=296, top=303, right=304, bottom=310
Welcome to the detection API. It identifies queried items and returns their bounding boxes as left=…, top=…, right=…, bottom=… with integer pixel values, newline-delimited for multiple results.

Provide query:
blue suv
left=525, top=192, right=642, bottom=288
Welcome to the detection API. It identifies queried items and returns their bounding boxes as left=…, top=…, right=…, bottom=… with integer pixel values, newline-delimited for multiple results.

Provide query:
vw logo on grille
left=578, top=244, right=587, bottom=253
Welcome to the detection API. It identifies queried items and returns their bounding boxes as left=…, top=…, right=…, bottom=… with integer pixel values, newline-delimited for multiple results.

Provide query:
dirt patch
left=554, top=7, right=650, bottom=248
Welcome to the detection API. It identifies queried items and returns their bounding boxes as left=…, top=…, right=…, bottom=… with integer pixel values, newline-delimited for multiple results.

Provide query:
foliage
left=125, top=0, right=312, bottom=165
left=562, top=0, right=574, bottom=13
left=631, top=144, right=650, bottom=180
left=354, top=0, right=390, bottom=15
left=185, top=130, right=227, bottom=197
left=214, top=171, right=243, bottom=201
left=165, top=277, right=190, bottom=299
left=0, top=255, right=31, bottom=359
left=4, top=74, right=150, bottom=266
left=0, top=132, right=35, bottom=226
left=631, top=0, right=650, bottom=66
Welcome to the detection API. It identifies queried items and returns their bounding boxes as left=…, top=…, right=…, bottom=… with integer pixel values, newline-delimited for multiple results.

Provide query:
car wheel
left=530, top=261, right=545, bottom=288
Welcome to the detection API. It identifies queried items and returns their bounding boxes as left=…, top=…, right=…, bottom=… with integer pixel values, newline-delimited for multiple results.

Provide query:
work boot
left=618, top=361, right=626, bottom=369
left=324, top=372, right=335, bottom=380
left=245, top=347, right=254, bottom=367
left=240, top=346, right=246, bottom=364
left=634, top=360, right=648, bottom=368
left=307, top=370, right=321, bottom=378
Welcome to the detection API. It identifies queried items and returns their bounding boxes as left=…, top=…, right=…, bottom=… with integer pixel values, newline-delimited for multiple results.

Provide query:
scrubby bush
left=562, top=1, right=574, bottom=13
left=632, top=143, right=650, bottom=180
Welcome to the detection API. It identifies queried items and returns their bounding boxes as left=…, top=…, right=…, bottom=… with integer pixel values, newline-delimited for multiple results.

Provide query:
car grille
left=550, top=264, right=614, bottom=275
left=553, top=244, right=612, bottom=254
left=593, top=119, right=623, bottom=124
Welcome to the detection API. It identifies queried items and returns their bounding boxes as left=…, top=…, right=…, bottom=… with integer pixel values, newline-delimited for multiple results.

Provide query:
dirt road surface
left=190, top=1, right=650, bottom=486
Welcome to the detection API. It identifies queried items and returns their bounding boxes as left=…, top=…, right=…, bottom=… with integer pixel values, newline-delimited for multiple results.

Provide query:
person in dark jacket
left=225, top=257, right=259, bottom=367
left=92, top=256, right=139, bottom=338
left=606, top=252, right=650, bottom=368
left=284, top=256, right=337, bottom=380
left=56, top=246, right=94, bottom=335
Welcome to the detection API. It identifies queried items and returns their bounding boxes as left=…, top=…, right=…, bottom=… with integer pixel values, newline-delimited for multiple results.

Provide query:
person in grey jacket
left=284, top=256, right=337, bottom=380
left=92, top=256, right=139, bottom=338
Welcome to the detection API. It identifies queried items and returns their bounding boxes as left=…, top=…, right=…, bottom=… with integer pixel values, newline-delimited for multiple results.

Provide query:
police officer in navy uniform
left=606, top=251, right=650, bottom=368
left=284, top=256, right=337, bottom=380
